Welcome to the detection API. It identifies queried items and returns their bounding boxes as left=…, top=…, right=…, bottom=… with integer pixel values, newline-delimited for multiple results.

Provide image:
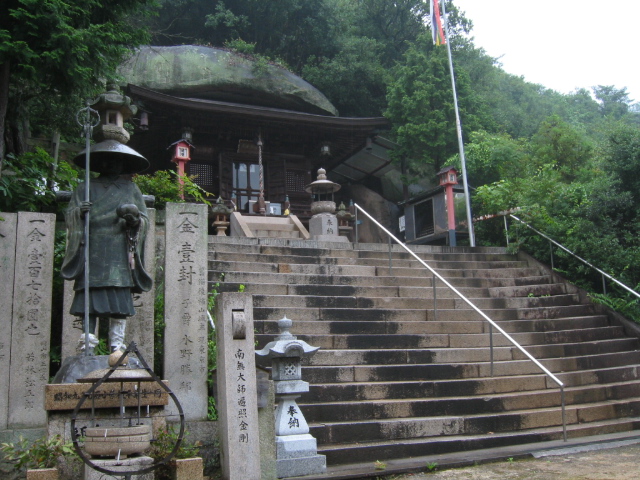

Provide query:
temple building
left=120, top=45, right=398, bottom=224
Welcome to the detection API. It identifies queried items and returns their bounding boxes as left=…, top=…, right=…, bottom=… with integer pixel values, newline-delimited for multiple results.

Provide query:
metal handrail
left=509, top=215, right=640, bottom=300
left=354, top=203, right=567, bottom=441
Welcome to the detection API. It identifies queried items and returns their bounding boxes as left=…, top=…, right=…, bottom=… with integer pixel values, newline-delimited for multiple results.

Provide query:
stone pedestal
left=275, top=434, right=326, bottom=478
left=84, top=456, right=153, bottom=480
left=309, top=213, right=348, bottom=243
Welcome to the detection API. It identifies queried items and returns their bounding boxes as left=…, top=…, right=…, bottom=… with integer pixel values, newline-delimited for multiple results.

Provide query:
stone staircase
left=209, top=236, right=640, bottom=472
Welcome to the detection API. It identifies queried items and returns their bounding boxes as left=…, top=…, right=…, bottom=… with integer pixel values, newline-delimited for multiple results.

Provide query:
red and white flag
left=430, top=0, right=446, bottom=45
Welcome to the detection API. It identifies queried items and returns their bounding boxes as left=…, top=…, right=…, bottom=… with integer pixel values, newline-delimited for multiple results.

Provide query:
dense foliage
left=0, top=0, right=155, bottom=161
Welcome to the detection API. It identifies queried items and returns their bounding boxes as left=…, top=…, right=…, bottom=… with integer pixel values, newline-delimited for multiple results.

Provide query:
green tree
left=0, top=0, right=154, bottom=164
left=593, top=85, right=632, bottom=120
left=385, top=33, right=482, bottom=180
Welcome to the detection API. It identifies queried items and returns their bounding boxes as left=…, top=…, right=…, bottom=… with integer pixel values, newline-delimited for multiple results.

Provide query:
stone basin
left=84, top=425, right=151, bottom=458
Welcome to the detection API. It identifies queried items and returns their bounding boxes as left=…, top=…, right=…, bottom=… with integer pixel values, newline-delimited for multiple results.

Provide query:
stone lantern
left=255, top=317, right=326, bottom=478
left=305, top=168, right=346, bottom=242
left=91, top=83, right=137, bottom=144
left=437, top=165, right=459, bottom=246
left=210, top=197, right=233, bottom=236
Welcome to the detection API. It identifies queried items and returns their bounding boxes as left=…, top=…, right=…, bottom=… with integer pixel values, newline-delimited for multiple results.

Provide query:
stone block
left=9, top=212, right=56, bottom=429
left=172, top=457, right=203, bottom=480
left=276, top=453, right=326, bottom=478
left=0, top=212, right=17, bottom=430
left=163, top=203, right=209, bottom=421
left=84, top=456, right=153, bottom=480
left=26, top=468, right=58, bottom=480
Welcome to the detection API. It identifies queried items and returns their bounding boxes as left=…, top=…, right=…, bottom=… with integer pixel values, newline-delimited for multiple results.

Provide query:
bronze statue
left=62, top=151, right=151, bottom=353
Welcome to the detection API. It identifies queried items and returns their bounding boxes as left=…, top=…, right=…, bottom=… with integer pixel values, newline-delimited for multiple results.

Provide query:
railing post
left=602, top=274, right=607, bottom=295
left=489, top=323, right=494, bottom=377
left=388, top=236, right=393, bottom=275
left=549, top=240, right=554, bottom=270
left=354, top=209, right=359, bottom=244
left=561, top=385, right=567, bottom=442
left=432, top=273, right=437, bottom=322
left=504, top=216, right=510, bottom=246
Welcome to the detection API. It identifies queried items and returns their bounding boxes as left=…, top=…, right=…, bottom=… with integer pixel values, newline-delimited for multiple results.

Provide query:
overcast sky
left=452, top=0, right=640, bottom=104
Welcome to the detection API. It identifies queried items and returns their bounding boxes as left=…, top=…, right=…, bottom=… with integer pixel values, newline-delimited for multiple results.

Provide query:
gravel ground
left=386, top=443, right=640, bottom=480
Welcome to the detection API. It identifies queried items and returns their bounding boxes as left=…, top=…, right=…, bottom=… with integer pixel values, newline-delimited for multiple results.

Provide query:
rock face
left=118, top=45, right=338, bottom=116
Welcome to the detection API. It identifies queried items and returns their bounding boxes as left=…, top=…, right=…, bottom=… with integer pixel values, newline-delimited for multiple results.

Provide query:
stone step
left=253, top=307, right=429, bottom=322
left=379, top=264, right=545, bottom=279
left=256, top=319, right=487, bottom=335
left=455, top=294, right=580, bottom=310
left=314, top=416, right=640, bottom=465
left=359, top=258, right=531, bottom=270
left=489, top=283, right=568, bottom=298
left=252, top=294, right=462, bottom=310
left=304, top=339, right=639, bottom=366
left=252, top=229, right=300, bottom=238
left=355, top=249, right=518, bottom=262
left=305, top=367, right=640, bottom=402
left=310, top=398, right=640, bottom=447
left=298, top=350, right=639, bottom=384
left=556, top=365, right=640, bottom=388
left=255, top=315, right=613, bottom=336
left=209, top=242, right=358, bottom=258
left=211, top=265, right=552, bottom=290
left=250, top=304, right=598, bottom=323
left=209, top=260, right=376, bottom=276
left=210, top=251, right=358, bottom=265
left=258, top=325, right=627, bottom=351
left=305, top=394, right=640, bottom=436
left=214, top=271, right=435, bottom=288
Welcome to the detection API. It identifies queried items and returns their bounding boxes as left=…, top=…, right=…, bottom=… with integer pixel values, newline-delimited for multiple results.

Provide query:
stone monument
left=216, top=292, right=261, bottom=480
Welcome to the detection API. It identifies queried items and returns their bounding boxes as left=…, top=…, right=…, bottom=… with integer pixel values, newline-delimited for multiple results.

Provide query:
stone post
left=8, top=212, right=56, bottom=428
left=0, top=212, right=17, bottom=430
left=216, top=292, right=261, bottom=480
left=125, top=208, right=157, bottom=363
left=256, top=317, right=326, bottom=478
left=164, top=203, right=209, bottom=421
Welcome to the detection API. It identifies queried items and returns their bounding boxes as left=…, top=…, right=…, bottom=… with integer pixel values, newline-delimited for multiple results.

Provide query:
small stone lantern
left=335, top=201, right=354, bottom=239
left=210, top=197, right=233, bottom=236
left=256, top=317, right=326, bottom=478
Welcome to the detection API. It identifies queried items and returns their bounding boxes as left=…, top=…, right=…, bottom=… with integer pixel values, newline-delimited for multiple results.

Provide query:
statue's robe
left=61, top=174, right=152, bottom=318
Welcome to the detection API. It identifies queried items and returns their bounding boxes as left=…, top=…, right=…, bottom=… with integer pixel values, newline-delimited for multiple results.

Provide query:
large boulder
left=118, top=45, right=338, bottom=116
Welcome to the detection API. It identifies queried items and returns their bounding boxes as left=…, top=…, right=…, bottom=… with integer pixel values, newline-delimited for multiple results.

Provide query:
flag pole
left=440, top=0, right=476, bottom=247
